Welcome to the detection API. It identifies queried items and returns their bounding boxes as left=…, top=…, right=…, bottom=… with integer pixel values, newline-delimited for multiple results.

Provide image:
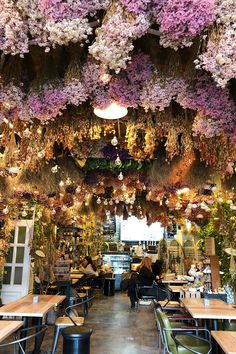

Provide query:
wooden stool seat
left=55, top=316, right=84, bottom=326
left=77, top=293, right=87, bottom=298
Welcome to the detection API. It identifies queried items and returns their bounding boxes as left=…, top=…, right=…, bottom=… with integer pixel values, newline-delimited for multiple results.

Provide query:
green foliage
left=198, top=203, right=236, bottom=286
left=77, top=158, right=151, bottom=171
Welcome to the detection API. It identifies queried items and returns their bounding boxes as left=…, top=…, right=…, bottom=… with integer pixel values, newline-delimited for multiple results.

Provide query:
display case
left=102, top=253, right=131, bottom=290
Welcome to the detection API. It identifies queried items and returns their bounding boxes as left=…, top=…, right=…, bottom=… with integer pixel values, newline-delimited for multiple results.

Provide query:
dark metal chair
left=0, top=324, right=47, bottom=354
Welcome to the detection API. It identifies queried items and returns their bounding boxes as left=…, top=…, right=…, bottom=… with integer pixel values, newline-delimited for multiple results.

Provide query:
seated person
left=78, top=256, right=98, bottom=277
left=128, top=256, right=159, bottom=309
left=152, top=259, right=163, bottom=280
left=188, top=261, right=204, bottom=284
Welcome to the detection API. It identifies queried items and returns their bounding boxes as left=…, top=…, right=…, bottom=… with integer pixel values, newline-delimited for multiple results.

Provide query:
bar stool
left=51, top=304, right=85, bottom=354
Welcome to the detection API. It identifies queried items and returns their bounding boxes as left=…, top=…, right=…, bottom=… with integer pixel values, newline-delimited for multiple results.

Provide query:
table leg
left=19, top=317, right=29, bottom=354
left=31, top=317, right=44, bottom=354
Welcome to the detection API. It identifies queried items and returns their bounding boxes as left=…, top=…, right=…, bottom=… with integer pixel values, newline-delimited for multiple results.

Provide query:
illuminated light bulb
left=2, top=206, right=9, bottom=214
left=37, top=127, right=42, bottom=135
left=65, top=177, right=72, bottom=185
left=115, top=199, right=120, bottom=204
left=97, top=197, right=102, bottom=204
left=177, top=187, right=190, bottom=195
left=59, top=180, right=64, bottom=187
left=104, top=199, right=108, bottom=206
left=23, top=128, right=31, bottom=137
left=37, top=211, right=42, bottom=218
left=51, top=165, right=58, bottom=173
left=76, top=186, right=81, bottom=193
left=9, top=123, right=13, bottom=129
left=94, top=101, right=128, bottom=120
left=118, top=172, right=123, bottom=181
left=186, top=220, right=191, bottom=231
left=109, top=200, right=113, bottom=205
left=3, top=118, right=9, bottom=124
left=115, top=155, right=122, bottom=167
left=51, top=209, right=56, bottom=215
left=111, top=136, right=118, bottom=146
left=100, top=73, right=111, bottom=84
left=37, top=150, right=45, bottom=159
left=61, top=205, right=67, bottom=211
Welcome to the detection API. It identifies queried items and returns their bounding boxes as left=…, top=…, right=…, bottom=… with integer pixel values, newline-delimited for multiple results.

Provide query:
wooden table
left=211, top=331, right=236, bottom=354
left=162, top=279, right=188, bottom=284
left=180, top=298, right=236, bottom=330
left=169, top=285, right=183, bottom=293
left=0, top=320, right=23, bottom=342
left=0, top=294, right=65, bottom=354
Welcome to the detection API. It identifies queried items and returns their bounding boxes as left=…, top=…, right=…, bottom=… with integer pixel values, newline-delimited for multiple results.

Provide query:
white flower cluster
left=0, top=0, right=29, bottom=55
left=196, top=0, right=236, bottom=87
left=46, top=18, right=92, bottom=47
left=17, top=0, right=50, bottom=48
left=89, top=2, right=150, bottom=71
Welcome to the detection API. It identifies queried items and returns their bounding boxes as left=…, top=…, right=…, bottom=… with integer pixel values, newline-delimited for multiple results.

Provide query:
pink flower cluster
left=157, top=0, right=216, bottom=49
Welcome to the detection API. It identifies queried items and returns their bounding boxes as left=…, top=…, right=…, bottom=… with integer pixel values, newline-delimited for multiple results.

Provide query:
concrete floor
left=1, top=291, right=161, bottom=354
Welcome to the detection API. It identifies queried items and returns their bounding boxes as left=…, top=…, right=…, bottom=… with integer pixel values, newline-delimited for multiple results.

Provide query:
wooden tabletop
left=211, top=331, right=236, bottom=354
left=162, top=279, right=188, bottom=284
left=0, top=320, right=23, bottom=342
left=70, top=273, right=84, bottom=279
left=0, top=294, right=66, bottom=318
left=169, top=285, right=183, bottom=293
left=181, top=298, right=236, bottom=320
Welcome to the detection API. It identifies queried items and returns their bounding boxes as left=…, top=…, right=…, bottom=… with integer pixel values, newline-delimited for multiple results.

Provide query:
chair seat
left=77, top=293, right=87, bottom=298
left=176, top=335, right=211, bottom=354
left=80, top=286, right=91, bottom=290
left=55, top=316, right=84, bottom=326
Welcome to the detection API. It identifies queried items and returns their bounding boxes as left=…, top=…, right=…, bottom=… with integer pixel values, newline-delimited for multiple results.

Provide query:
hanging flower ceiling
left=0, top=0, right=236, bottom=224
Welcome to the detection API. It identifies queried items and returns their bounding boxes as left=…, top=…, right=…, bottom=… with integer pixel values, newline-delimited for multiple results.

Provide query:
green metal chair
left=155, top=307, right=212, bottom=354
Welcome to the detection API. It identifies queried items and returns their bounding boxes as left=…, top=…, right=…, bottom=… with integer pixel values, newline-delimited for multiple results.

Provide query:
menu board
left=205, top=237, right=215, bottom=256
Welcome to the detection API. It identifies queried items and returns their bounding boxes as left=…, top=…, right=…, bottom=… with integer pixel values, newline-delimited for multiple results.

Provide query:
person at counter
left=78, top=256, right=98, bottom=276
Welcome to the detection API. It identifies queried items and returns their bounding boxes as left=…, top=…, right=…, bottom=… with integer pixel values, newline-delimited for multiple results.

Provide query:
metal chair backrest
left=65, top=296, right=94, bottom=326
left=155, top=307, right=178, bottom=354
left=0, top=324, right=47, bottom=354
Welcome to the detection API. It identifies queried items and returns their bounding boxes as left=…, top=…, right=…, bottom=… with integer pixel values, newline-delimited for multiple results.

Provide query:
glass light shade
left=94, top=102, right=128, bottom=120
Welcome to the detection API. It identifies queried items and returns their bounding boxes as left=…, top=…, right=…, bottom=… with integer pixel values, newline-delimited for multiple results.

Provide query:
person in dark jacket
left=152, top=259, right=163, bottom=279
left=128, top=257, right=159, bottom=309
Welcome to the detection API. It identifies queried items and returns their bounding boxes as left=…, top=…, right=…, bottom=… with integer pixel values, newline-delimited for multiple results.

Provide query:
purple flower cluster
left=25, top=84, right=68, bottom=122
left=64, top=79, right=88, bottom=106
left=140, top=75, right=188, bottom=111
left=0, top=83, right=25, bottom=121
left=158, top=0, right=216, bottom=49
left=178, top=74, right=236, bottom=141
left=196, top=0, right=236, bottom=87
left=108, top=52, right=153, bottom=107
left=119, top=0, right=152, bottom=14
left=38, top=0, right=93, bottom=21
